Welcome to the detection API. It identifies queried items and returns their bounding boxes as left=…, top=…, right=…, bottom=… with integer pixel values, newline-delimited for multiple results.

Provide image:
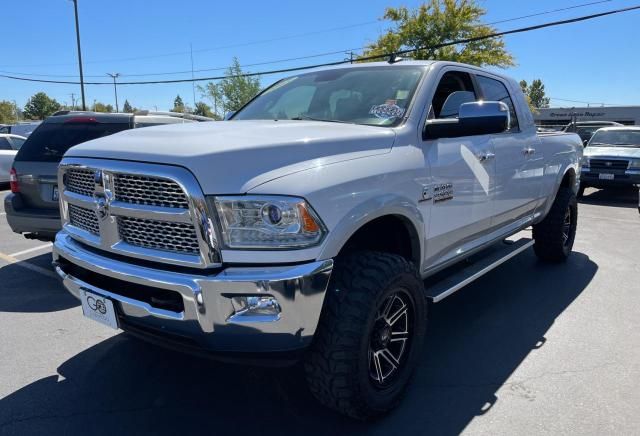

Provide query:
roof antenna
left=388, top=54, right=403, bottom=64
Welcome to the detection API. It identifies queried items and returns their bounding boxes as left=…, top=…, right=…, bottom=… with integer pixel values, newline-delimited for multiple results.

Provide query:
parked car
left=0, top=134, right=27, bottom=183
left=579, top=126, right=640, bottom=196
left=563, top=120, right=624, bottom=145
left=0, top=121, right=43, bottom=137
left=51, top=61, right=582, bottom=419
left=5, top=111, right=206, bottom=241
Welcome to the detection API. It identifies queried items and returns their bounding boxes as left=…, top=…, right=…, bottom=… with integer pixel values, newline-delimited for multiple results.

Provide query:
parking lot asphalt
left=0, top=186, right=639, bottom=435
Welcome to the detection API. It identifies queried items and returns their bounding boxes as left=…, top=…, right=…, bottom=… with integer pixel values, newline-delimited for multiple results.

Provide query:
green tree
left=0, top=100, right=19, bottom=123
left=93, top=102, right=114, bottom=113
left=520, top=79, right=550, bottom=110
left=198, top=57, right=261, bottom=119
left=193, top=101, right=216, bottom=119
left=172, top=95, right=185, bottom=113
left=360, top=0, right=514, bottom=68
left=122, top=100, right=134, bottom=113
left=23, top=92, right=61, bottom=120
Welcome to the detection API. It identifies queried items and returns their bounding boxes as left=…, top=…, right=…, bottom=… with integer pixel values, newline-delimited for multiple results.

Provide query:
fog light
left=229, top=295, right=281, bottom=322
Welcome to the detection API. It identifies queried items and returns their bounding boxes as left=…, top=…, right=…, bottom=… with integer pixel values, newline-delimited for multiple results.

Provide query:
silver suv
left=5, top=111, right=212, bottom=240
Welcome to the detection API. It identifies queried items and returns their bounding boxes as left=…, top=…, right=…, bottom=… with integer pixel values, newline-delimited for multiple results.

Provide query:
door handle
left=523, top=147, right=536, bottom=156
left=477, top=151, right=495, bottom=162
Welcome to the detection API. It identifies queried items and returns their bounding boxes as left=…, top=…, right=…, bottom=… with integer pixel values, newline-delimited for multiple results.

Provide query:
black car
left=5, top=111, right=204, bottom=241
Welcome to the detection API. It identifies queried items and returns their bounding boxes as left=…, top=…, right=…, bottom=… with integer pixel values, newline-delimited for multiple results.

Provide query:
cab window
left=476, top=75, right=519, bottom=131
left=429, top=71, right=478, bottom=119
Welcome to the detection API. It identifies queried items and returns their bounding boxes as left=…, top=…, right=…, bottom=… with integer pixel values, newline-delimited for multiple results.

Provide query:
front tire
left=533, top=187, right=578, bottom=262
left=304, top=252, right=427, bottom=419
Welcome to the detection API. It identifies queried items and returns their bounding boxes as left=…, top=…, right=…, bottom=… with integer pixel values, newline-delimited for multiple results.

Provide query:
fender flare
left=318, top=193, right=424, bottom=265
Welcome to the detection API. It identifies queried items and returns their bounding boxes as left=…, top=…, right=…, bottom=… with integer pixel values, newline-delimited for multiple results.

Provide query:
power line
left=485, top=0, right=612, bottom=25
left=549, top=97, right=625, bottom=106
left=0, top=0, right=614, bottom=79
left=1, top=4, right=639, bottom=86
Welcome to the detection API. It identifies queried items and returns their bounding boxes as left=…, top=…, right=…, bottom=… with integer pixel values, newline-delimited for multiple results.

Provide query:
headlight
left=629, top=159, right=640, bottom=169
left=212, top=196, right=326, bottom=249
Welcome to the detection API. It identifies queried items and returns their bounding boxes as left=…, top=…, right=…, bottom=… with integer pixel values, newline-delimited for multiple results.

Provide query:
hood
left=584, top=145, right=640, bottom=159
left=65, top=120, right=396, bottom=193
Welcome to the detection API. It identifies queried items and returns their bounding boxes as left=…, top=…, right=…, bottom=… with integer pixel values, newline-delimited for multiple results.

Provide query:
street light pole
left=107, top=73, right=120, bottom=112
left=71, top=0, right=86, bottom=110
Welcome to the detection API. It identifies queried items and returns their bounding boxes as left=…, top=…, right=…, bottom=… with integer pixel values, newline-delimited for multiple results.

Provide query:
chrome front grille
left=114, top=174, right=189, bottom=208
left=118, top=216, right=200, bottom=254
left=59, top=159, right=220, bottom=268
left=68, top=204, right=99, bottom=235
left=65, top=169, right=95, bottom=197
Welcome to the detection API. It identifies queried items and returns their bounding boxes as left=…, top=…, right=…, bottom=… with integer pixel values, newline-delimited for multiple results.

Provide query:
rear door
left=13, top=118, right=131, bottom=210
left=475, top=74, right=542, bottom=230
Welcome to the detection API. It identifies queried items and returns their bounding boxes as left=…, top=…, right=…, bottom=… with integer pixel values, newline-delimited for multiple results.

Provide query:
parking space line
left=0, top=251, right=58, bottom=279
left=0, top=212, right=6, bottom=216
left=9, top=243, right=53, bottom=258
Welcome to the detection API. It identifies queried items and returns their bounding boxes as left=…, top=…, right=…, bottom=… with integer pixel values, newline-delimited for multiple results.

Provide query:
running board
left=426, top=237, right=534, bottom=303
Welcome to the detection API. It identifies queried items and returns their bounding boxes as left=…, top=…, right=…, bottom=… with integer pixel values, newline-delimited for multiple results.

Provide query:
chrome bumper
left=52, top=231, right=333, bottom=353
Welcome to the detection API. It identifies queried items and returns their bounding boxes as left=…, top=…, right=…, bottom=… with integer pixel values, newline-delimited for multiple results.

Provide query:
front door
left=421, top=69, right=496, bottom=269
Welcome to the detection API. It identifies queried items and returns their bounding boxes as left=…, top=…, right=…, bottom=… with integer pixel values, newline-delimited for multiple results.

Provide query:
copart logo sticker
left=369, top=100, right=406, bottom=119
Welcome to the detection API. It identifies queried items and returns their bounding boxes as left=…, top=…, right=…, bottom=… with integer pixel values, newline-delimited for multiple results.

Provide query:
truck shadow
left=0, top=253, right=78, bottom=313
left=579, top=186, right=638, bottom=209
left=0, top=250, right=597, bottom=435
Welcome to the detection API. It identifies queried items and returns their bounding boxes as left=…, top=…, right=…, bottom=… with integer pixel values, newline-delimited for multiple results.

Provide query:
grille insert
left=68, top=204, right=99, bottom=235
left=118, top=216, right=199, bottom=254
left=589, top=159, right=629, bottom=171
left=114, top=174, right=189, bottom=209
left=65, top=169, right=95, bottom=197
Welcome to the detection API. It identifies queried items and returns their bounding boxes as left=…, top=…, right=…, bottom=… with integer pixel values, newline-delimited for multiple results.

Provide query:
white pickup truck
left=52, top=60, right=582, bottom=419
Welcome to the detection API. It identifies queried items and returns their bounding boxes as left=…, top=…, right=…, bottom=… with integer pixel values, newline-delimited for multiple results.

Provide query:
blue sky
left=1, top=0, right=639, bottom=111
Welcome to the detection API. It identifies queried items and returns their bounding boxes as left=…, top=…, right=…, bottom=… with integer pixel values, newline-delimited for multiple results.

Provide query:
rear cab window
left=15, top=118, right=131, bottom=162
left=0, top=137, right=12, bottom=150
left=475, top=75, right=519, bottom=131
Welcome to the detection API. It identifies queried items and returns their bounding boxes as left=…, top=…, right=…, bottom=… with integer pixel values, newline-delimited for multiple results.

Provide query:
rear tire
left=304, top=252, right=427, bottom=420
left=533, top=187, right=578, bottom=262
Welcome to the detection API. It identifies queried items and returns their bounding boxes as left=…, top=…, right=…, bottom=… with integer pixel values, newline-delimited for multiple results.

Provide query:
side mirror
left=224, top=111, right=236, bottom=121
left=583, top=139, right=589, bottom=146
left=423, top=101, right=510, bottom=140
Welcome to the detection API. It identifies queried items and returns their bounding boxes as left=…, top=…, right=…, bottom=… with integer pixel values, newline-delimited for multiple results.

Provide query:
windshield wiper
left=290, top=115, right=354, bottom=124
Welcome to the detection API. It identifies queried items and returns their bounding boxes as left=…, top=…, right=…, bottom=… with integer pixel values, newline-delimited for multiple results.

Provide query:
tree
left=198, top=57, right=261, bottom=119
left=520, top=79, right=550, bottom=110
left=23, top=92, right=61, bottom=120
left=172, top=95, right=185, bottom=113
left=193, top=101, right=216, bottom=118
left=0, top=100, right=19, bottom=123
left=360, top=0, right=514, bottom=68
left=93, top=102, right=114, bottom=113
left=122, top=100, right=134, bottom=113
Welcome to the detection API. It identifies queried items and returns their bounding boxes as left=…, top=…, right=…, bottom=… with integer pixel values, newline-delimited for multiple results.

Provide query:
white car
left=52, top=61, right=582, bottom=418
left=0, top=134, right=26, bottom=183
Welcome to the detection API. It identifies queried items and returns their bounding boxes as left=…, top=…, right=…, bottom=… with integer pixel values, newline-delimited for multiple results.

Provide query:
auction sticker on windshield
left=80, top=289, right=119, bottom=329
left=369, top=101, right=406, bottom=119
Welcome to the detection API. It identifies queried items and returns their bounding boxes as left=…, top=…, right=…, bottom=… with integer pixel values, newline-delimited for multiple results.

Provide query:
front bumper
left=581, top=168, right=640, bottom=187
left=52, top=231, right=333, bottom=355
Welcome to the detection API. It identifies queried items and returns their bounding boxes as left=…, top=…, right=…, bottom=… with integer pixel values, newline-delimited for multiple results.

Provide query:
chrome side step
left=426, top=237, right=534, bottom=303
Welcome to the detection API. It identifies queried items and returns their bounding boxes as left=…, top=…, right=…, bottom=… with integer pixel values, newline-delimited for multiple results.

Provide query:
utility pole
left=190, top=43, right=196, bottom=109
left=345, top=51, right=355, bottom=64
left=69, top=93, right=76, bottom=110
left=71, top=0, right=86, bottom=110
left=107, top=73, right=120, bottom=112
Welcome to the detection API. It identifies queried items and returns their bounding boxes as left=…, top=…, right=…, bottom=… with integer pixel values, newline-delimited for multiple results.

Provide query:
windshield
left=588, top=130, right=640, bottom=147
left=233, top=66, right=425, bottom=127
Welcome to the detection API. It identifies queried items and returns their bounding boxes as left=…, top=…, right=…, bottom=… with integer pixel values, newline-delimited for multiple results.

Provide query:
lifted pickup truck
left=52, top=61, right=582, bottom=419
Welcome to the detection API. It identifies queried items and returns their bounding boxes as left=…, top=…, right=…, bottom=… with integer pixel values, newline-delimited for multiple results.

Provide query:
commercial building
left=534, top=106, right=640, bottom=129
